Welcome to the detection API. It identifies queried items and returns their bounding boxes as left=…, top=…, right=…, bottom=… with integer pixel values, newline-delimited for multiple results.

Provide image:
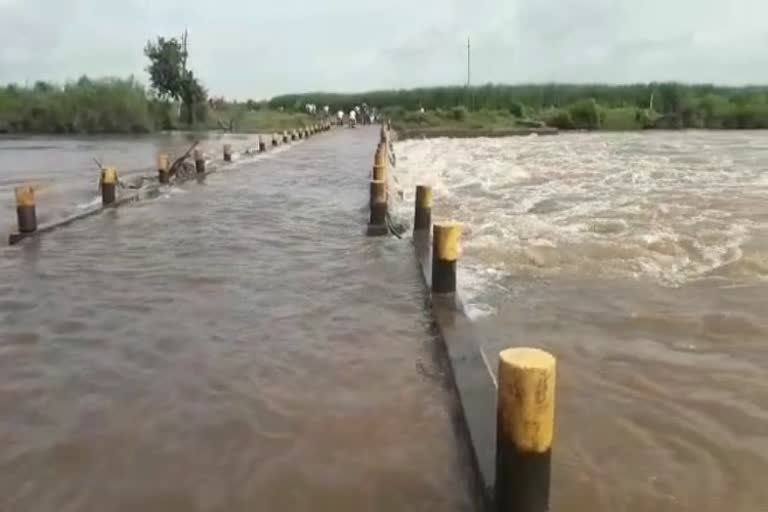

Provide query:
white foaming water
left=77, top=195, right=102, bottom=210
left=393, top=132, right=768, bottom=307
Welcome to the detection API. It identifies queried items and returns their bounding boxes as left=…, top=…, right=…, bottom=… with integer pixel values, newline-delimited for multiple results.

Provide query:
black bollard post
left=194, top=149, right=206, bottom=174
left=15, top=186, right=37, bottom=233
left=367, top=180, right=388, bottom=237
left=158, top=153, right=170, bottom=184
left=414, top=185, right=432, bottom=232
left=100, top=167, right=118, bottom=205
left=496, top=348, right=557, bottom=512
left=432, top=223, right=461, bottom=293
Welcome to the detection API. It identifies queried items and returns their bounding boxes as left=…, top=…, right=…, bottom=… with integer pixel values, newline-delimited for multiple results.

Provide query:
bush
left=567, top=98, right=603, bottom=129
left=541, top=108, right=575, bottom=129
left=509, top=101, right=527, bottom=117
left=601, top=107, right=643, bottom=130
left=0, top=77, right=157, bottom=134
left=381, top=105, right=405, bottom=121
left=451, top=106, right=468, bottom=121
left=403, top=110, right=425, bottom=123
left=149, top=100, right=175, bottom=130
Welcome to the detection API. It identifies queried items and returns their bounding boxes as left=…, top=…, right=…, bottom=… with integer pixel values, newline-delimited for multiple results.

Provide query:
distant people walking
left=337, top=110, right=344, bottom=126
left=349, top=109, right=357, bottom=128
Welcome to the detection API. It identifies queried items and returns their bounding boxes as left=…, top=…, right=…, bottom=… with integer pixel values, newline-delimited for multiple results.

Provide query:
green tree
left=567, top=98, right=603, bottom=129
left=144, top=32, right=207, bottom=125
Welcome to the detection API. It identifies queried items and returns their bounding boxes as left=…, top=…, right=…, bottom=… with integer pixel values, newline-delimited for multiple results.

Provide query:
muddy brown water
left=393, top=131, right=768, bottom=512
left=0, top=128, right=475, bottom=511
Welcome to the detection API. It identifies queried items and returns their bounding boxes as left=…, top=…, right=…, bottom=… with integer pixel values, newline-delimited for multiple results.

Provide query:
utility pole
left=467, top=36, right=474, bottom=110
left=180, top=29, right=189, bottom=122
left=181, top=29, right=189, bottom=75
left=467, top=36, right=471, bottom=87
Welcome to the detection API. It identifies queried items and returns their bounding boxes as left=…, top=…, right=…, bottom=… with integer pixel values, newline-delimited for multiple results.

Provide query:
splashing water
left=393, top=131, right=768, bottom=312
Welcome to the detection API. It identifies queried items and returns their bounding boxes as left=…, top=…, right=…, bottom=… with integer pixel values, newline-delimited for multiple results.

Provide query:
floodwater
left=0, top=128, right=476, bottom=511
left=393, top=131, right=768, bottom=512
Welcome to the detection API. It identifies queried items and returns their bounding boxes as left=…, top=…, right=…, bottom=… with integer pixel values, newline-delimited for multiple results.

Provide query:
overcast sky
left=1, top=0, right=767, bottom=99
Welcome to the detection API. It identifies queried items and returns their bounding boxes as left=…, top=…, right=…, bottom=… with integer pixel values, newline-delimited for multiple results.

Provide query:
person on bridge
left=336, top=110, right=344, bottom=126
left=349, top=109, right=357, bottom=128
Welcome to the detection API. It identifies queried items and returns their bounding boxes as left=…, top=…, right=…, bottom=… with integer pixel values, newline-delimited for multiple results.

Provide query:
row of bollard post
left=10, top=121, right=334, bottom=244
left=371, top=124, right=557, bottom=512
left=367, top=126, right=391, bottom=236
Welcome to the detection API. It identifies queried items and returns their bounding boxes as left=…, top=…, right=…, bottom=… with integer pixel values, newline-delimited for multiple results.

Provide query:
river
left=393, top=131, right=768, bottom=512
left=0, top=129, right=476, bottom=511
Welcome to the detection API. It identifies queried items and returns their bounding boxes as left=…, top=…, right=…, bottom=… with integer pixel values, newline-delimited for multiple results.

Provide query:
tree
left=568, top=98, right=603, bottom=129
left=144, top=31, right=207, bottom=125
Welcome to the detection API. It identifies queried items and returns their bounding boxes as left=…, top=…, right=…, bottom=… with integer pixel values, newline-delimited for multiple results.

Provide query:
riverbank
left=8, top=78, right=768, bottom=135
left=0, top=78, right=317, bottom=135
left=396, top=126, right=558, bottom=140
left=274, top=82, right=768, bottom=132
left=198, top=105, right=315, bottom=133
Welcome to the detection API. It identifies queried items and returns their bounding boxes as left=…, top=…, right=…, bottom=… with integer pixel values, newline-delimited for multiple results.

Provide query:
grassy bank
left=387, top=107, right=557, bottom=139
left=273, top=83, right=768, bottom=131
left=0, top=78, right=316, bottom=135
left=201, top=104, right=314, bottom=133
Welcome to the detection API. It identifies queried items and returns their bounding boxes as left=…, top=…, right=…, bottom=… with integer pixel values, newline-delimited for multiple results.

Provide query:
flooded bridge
left=0, top=127, right=489, bottom=511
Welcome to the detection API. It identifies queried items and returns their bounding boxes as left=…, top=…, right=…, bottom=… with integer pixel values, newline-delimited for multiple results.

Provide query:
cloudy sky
left=1, top=0, right=767, bottom=99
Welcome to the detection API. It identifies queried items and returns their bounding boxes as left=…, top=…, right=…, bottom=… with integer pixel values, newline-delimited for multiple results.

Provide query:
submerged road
left=0, top=127, right=476, bottom=511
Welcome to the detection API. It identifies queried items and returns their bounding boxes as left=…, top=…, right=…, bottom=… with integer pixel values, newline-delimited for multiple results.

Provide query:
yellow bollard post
left=368, top=180, right=388, bottom=236
left=432, top=223, right=461, bottom=293
left=496, top=348, right=556, bottom=512
left=100, top=167, right=118, bottom=205
left=414, top=185, right=432, bottom=232
left=375, top=145, right=388, bottom=168
left=15, top=186, right=37, bottom=233
left=157, top=153, right=170, bottom=184
left=372, top=164, right=387, bottom=182
left=194, top=149, right=205, bottom=174
left=223, top=144, right=232, bottom=162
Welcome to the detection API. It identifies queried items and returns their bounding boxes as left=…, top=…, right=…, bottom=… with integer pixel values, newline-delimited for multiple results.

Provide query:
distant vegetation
left=271, top=83, right=768, bottom=131
left=5, top=74, right=768, bottom=134
left=0, top=30, right=312, bottom=135
left=0, top=77, right=158, bottom=134
left=199, top=103, right=313, bottom=133
left=0, top=78, right=312, bottom=135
